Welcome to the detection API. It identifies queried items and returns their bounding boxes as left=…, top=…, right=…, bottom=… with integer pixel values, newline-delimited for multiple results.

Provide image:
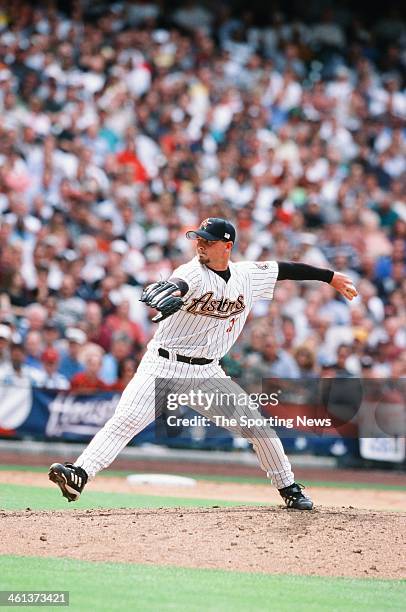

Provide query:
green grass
left=0, top=483, right=266, bottom=512
left=1, top=556, right=405, bottom=612
left=0, top=464, right=405, bottom=491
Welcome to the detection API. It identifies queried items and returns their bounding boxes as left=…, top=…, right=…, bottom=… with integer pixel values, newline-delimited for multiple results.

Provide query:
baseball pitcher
left=49, top=218, right=357, bottom=509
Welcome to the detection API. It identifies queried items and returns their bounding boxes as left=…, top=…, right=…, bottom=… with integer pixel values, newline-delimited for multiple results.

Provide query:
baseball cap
left=65, top=328, right=87, bottom=345
left=186, top=218, right=236, bottom=243
left=111, top=239, right=129, bottom=255
left=10, top=333, right=24, bottom=348
left=320, top=356, right=337, bottom=369
left=41, top=347, right=59, bottom=363
left=58, top=249, right=78, bottom=263
left=44, top=320, right=58, bottom=331
left=360, top=356, right=373, bottom=369
left=0, top=314, right=15, bottom=326
left=299, top=232, right=317, bottom=246
left=0, top=324, right=11, bottom=340
left=353, top=328, right=368, bottom=343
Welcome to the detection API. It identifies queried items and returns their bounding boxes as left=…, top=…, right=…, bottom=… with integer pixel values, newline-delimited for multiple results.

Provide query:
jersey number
left=226, top=317, right=236, bottom=333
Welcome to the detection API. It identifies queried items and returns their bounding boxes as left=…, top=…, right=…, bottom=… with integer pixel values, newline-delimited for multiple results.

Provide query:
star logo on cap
left=200, top=218, right=212, bottom=230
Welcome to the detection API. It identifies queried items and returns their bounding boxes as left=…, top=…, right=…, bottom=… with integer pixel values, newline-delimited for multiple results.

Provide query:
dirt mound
left=1, top=506, right=405, bottom=578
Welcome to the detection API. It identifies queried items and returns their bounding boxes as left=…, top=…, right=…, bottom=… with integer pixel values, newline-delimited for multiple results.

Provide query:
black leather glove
left=140, top=281, right=184, bottom=322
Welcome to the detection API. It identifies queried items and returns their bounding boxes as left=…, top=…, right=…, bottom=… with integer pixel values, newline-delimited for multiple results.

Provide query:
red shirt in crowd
left=70, top=372, right=111, bottom=394
left=116, top=150, right=148, bottom=183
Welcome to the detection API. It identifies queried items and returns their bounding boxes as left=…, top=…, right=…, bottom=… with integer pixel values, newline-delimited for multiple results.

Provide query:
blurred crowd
left=0, top=0, right=405, bottom=392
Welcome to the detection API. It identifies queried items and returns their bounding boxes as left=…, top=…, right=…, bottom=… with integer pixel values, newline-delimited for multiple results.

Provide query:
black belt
left=158, top=348, right=213, bottom=366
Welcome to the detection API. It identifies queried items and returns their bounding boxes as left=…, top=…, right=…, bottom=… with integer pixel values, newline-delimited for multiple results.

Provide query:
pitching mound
left=1, top=506, right=405, bottom=578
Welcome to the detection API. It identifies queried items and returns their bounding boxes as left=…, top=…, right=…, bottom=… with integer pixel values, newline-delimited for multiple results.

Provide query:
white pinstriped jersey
left=148, top=257, right=279, bottom=360
left=76, top=257, right=295, bottom=488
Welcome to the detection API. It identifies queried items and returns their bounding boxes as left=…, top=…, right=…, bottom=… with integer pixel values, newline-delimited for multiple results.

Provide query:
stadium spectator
left=55, top=275, right=86, bottom=329
left=111, top=357, right=138, bottom=392
left=82, top=302, right=112, bottom=352
left=0, top=0, right=404, bottom=385
left=293, top=346, right=318, bottom=378
left=100, top=332, right=134, bottom=385
left=58, top=328, right=87, bottom=381
left=19, top=304, right=47, bottom=339
left=105, top=298, right=145, bottom=348
left=258, top=336, right=300, bottom=378
left=0, top=325, right=11, bottom=367
left=42, top=320, right=61, bottom=350
left=24, top=330, right=43, bottom=370
left=0, top=336, right=42, bottom=388
left=70, top=344, right=110, bottom=394
left=37, top=347, right=70, bottom=391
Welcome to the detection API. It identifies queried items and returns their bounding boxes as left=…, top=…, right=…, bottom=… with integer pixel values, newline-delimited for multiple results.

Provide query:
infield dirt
left=1, top=471, right=405, bottom=579
left=0, top=470, right=405, bottom=511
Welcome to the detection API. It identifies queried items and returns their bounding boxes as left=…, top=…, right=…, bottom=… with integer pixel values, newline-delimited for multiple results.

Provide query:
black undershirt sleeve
left=277, top=261, right=334, bottom=283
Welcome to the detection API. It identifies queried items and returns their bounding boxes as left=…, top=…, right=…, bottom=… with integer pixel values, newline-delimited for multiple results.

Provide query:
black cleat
left=279, top=482, right=314, bottom=510
left=48, top=463, right=88, bottom=502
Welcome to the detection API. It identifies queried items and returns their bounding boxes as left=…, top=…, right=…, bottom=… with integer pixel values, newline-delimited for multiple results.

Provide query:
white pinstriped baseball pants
left=75, top=350, right=295, bottom=489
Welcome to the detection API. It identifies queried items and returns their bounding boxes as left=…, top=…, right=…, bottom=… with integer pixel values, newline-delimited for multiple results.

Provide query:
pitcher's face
left=195, top=237, right=232, bottom=270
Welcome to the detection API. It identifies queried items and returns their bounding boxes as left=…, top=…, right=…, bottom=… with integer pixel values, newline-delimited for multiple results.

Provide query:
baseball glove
left=140, top=281, right=184, bottom=322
